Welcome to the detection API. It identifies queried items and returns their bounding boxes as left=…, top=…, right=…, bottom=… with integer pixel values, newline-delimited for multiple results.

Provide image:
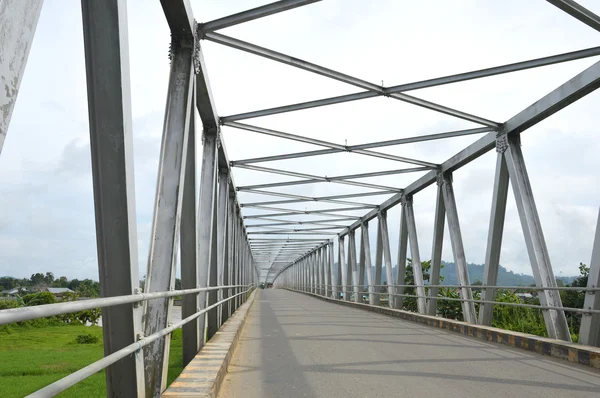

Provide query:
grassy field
left=0, top=324, right=183, bottom=397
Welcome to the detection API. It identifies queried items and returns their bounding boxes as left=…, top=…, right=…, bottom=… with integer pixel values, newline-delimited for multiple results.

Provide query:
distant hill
left=331, top=261, right=575, bottom=287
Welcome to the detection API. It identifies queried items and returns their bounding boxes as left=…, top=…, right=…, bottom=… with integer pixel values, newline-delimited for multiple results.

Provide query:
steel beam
left=199, top=0, right=321, bottom=32
left=226, top=122, right=437, bottom=167
left=142, top=36, right=194, bottom=396
left=379, top=212, right=394, bottom=308
left=478, top=153, right=509, bottom=325
left=229, top=127, right=491, bottom=165
left=504, top=134, right=571, bottom=341
left=427, top=181, right=445, bottom=316
left=403, top=196, right=427, bottom=314
left=180, top=87, right=199, bottom=367
left=348, top=230, right=360, bottom=303
left=221, top=46, right=600, bottom=123
left=580, top=209, right=600, bottom=346
left=373, top=219, right=383, bottom=305
left=0, top=0, right=43, bottom=155
left=546, top=0, right=600, bottom=32
left=395, top=205, right=409, bottom=309
left=340, top=58, right=600, bottom=237
left=80, top=1, right=145, bottom=396
left=359, top=223, right=369, bottom=303
left=216, top=169, right=230, bottom=327
left=440, top=173, right=477, bottom=324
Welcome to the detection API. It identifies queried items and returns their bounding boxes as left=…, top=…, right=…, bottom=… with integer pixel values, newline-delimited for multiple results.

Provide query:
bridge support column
left=349, top=230, right=360, bottom=303
left=440, top=173, right=477, bottom=324
left=181, top=89, right=200, bottom=367
left=427, top=180, right=446, bottom=316
left=362, top=222, right=375, bottom=304
left=395, top=204, right=409, bottom=309
left=479, top=152, right=509, bottom=325
left=373, top=219, right=383, bottom=306
left=216, top=168, right=230, bottom=328
left=403, top=196, right=427, bottom=314
left=142, top=33, right=195, bottom=395
left=329, top=241, right=336, bottom=298
left=504, top=134, right=571, bottom=341
left=339, top=236, right=349, bottom=300
left=379, top=212, right=394, bottom=308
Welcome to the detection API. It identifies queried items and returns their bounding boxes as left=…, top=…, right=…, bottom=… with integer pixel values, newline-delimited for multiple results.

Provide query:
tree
left=44, top=272, right=55, bottom=285
left=560, top=262, right=589, bottom=337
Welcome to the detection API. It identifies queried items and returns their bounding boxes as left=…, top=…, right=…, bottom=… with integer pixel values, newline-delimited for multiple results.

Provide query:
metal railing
left=0, top=284, right=254, bottom=397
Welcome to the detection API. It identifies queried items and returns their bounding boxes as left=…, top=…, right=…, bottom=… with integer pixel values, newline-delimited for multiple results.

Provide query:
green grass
left=0, top=325, right=183, bottom=397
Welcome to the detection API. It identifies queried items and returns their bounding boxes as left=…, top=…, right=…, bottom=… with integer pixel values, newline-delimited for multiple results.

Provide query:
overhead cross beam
left=547, top=0, right=600, bottom=32
left=198, top=0, right=322, bottom=32
left=225, top=121, right=439, bottom=166
left=221, top=46, right=600, bottom=122
left=203, top=32, right=499, bottom=127
left=229, top=126, right=493, bottom=165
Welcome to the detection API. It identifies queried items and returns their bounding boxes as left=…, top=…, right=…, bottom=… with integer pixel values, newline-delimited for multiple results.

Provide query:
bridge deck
left=218, top=289, right=599, bottom=398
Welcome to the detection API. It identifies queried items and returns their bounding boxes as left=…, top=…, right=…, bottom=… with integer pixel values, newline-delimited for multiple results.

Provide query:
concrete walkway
left=218, top=289, right=600, bottom=398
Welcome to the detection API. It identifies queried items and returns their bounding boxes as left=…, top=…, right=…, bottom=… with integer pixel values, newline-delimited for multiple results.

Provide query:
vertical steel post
left=395, top=205, right=409, bottom=309
left=403, top=196, right=427, bottom=314
left=0, top=0, right=43, bottom=155
left=222, top=195, right=233, bottom=324
left=142, top=35, right=194, bottom=395
left=362, top=223, right=375, bottom=304
left=197, top=132, right=218, bottom=345
left=216, top=168, right=229, bottom=327
left=373, top=219, right=383, bottom=305
left=503, top=134, right=571, bottom=341
left=358, top=228, right=366, bottom=302
left=339, top=236, right=348, bottom=300
left=80, top=1, right=145, bottom=395
left=348, top=230, right=360, bottom=303
left=580, top=209, right=600, bottom=346
left=324, top=244, right=331, bottom=297
left=440, top=173, right=477, bottom=324
left=479, top=152, right=509, bottom=325
left=181, top=89, right=198, bottom=367
left=427, top=180, right=446, bottom=316
left=379, top=212, right=394, bottom=308
left=330, top=241, right=336, bottom=298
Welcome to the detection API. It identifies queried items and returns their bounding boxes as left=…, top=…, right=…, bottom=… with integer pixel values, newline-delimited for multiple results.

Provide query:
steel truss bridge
left=1, top=0, right=600, bottom=397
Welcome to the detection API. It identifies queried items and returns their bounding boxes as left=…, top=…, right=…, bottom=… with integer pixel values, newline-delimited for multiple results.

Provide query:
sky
left=0, top=0, right=599, bottom=283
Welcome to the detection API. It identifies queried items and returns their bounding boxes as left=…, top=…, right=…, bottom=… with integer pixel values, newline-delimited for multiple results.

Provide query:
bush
left=75, top=333, right=99, bottom=344
left=22, top=292, right=56, bottom=306
left=0, top=299, right=21, bottom=310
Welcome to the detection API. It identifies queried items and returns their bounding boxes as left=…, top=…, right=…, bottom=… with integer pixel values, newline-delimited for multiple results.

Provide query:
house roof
left=1, top=287, right=27, bottom=294
left=45, top=287, right=74, bottom=294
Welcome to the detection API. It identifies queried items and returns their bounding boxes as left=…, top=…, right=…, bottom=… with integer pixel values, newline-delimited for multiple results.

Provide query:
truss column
left=143, top=38, right=194, bottom=393
left=395, top=205, right=409, bottom=309
left=197, top=131, right=218, bottom=343
left=339, top=235, right=349, bottom=300
left=440, top=173, right=477, bottom=324
left=403, top=195, right=427, bottom=314
left=373, top=221, right=383, bottom=306
left=503, top=134, right=571, bottom=341
left=181, top=84, right=199, bottom=366
left=80, top=1, right=144, bottom=395
left=348, top=229, right=360, bottom=303
left=329, top=241, right=336, bottom=298
left=479, top=151, right=509, bottom=325
left=0, top=0, right=43, bottom=155
left=427, top=179, right=446, bottom=316
left=379, top=212, right=394, bottom=308
left=216, top=167, right=230, bottom=327
left=362, top=222, right=375, bottom=304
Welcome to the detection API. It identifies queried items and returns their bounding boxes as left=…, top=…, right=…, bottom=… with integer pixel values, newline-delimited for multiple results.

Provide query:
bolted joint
left=495, top=133, right=509, bottom=153
left=400, top=194, right=413, bottom=206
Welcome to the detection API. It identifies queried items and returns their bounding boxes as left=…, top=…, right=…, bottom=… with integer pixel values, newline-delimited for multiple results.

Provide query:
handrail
left=0, top=284, right=249, bottom=325
left=27, top=288, right=253, bottom=398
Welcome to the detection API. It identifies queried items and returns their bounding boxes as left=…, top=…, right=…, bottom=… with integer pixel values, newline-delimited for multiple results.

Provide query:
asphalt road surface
left=218, top=289, right=600, bottom=398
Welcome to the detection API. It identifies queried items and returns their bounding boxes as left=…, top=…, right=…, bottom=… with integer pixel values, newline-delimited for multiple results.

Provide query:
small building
left=1, top=287, right=27, bottom=296
left=44, top=287, right=74, bottom=297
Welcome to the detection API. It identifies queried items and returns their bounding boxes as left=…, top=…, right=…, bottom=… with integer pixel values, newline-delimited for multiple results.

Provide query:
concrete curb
left=287, top=289, right=600, bottom=370
left=162, top=290, right=257, bottom=398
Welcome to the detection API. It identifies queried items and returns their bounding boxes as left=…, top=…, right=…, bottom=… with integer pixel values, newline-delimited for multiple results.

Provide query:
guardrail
left=0, top=284, right=254, bottom=397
